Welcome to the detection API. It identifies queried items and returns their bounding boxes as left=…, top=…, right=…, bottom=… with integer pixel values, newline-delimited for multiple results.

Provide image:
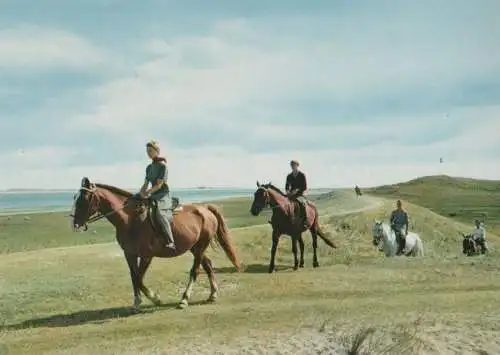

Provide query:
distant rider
left=390, top=200, right=409, bottom=255
left=285, top=160, right=309, bottom=229
left=139, top=140, right=175, bottom=250
left=470, top=219, right=488, bottom=254
left=354, top=185, right=362, bottom=197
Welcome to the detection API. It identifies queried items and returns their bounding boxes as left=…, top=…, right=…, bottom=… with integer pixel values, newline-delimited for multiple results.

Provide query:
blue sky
left=0, top=0, right=499, bottom=189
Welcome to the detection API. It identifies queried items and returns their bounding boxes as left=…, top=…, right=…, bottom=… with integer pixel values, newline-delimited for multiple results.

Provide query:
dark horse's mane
left=95, top=183, right=133, bottom=198
left=262, top=183, right=286, bottom=197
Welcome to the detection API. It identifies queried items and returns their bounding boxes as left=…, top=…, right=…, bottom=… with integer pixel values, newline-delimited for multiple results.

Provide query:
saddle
left=130, top=196, right=183, bottom=234
left=291, top=197, right=315, bottom=226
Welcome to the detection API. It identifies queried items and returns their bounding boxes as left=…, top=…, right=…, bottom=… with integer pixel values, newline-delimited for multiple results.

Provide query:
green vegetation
left=0, top=191, right=366, bottom=255
left=366, top=174, right=500, bottom=234
left=1, top=178, right=499, bottom=354
left=0, top=197, right=266, bottom=254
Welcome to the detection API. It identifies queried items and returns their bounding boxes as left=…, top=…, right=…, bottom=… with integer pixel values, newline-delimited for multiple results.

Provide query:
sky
left=0, top=0, right=499, bottom=189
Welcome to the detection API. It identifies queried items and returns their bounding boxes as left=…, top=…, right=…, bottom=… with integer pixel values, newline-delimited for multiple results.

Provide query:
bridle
left=70, top=185, right=126, bottom=231
left=255, top=187, right=283, bottom=211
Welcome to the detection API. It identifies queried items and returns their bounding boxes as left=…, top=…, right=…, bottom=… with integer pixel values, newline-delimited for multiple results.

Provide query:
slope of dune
left=1, top=188, right=499, bottom=354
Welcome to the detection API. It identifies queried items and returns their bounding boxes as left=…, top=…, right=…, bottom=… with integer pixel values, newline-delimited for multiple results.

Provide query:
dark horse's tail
left=206, top=204, right=245, bottom=271
left=312, top=207, right=337, bottom=249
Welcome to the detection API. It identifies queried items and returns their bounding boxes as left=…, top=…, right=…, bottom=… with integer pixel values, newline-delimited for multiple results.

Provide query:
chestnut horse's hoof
left=149, top=291, right=162, bottom=306
left=268, top=267, right=275, bottom=273
left=178, top=299, right=188, bottom=309
left=313, top=262, right=320, bottom=268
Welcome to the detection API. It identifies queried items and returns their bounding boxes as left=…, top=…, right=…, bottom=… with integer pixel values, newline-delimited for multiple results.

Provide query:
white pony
left=371, top=221, right=424, bottom=257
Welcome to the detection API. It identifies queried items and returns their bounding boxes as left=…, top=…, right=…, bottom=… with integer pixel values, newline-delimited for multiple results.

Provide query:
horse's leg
left=269, top=230, right=280, bottom=273
left=137, top=257, right=162, bottom=306
left=179, top=251, right=203, bottom=309
left=292, top=234, right=300, bottom=270
left=298, top=234, right=305, bottom=268
left=124, top=252, right=142, bottom=310
left=201, top=255, right=219, bottom=302
left=310, top=226, right=320, bottom=268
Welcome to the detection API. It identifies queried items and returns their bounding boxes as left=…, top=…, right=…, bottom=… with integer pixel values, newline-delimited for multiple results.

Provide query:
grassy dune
left=1, top=179, right=500, bottom=354
left=366, top=175, right=500, bottom=235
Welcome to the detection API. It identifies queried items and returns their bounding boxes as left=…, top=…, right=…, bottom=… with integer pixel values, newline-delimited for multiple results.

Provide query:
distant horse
left=462, top=234, right=487, bottom=256
left=354, top=185, right=362, bottom=197
left=71, top=177, right=244, bottom=310
left=250, top=182, right=337, bottom=273
left=372, top=221, right=424, bottom=257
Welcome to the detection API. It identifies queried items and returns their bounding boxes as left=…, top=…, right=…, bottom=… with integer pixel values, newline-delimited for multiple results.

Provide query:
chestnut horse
left=71, top=177, right=243, bottom=310
left=250, top=182, right=337, bottom=273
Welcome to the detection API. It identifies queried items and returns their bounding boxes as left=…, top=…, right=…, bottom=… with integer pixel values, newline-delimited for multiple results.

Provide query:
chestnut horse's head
left=71, top=177, right=100, bottom=232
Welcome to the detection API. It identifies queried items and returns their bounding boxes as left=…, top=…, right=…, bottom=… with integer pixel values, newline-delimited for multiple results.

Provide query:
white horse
left=371, top=221, right=424, bottom=257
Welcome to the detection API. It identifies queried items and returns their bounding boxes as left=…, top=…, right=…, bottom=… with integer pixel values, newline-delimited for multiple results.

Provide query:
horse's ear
left=81, top=177, right=91, bottom=189
left=256, top=181, right=260, bottom=187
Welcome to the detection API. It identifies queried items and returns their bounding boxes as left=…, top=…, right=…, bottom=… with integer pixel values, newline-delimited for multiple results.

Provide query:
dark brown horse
left=71, top=177, right=244, bottom=310
left=250, top=182, right=337, bottom=273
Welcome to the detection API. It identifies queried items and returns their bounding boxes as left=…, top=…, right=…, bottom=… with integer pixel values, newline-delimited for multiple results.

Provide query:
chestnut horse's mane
left=95, top=183, right=133, bottom=198
left=262, top=183, right=286, bottom=197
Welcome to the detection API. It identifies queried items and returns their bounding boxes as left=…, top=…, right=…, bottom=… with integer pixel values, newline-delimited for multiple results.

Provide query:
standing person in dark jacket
left=285, top=160, right=309, bottom=229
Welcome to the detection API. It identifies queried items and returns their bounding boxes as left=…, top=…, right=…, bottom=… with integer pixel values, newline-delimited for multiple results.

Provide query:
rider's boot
left=400, top=235, right=406, bottom=255
left=395, top=235, right=403, bottom=255
left=156, top=204, right=175, bottom=250
left=300, top=204, right=309, bottom=230
left=480, top=240, right=488, bottom=254
left=161, top=221, right=175, bottom=249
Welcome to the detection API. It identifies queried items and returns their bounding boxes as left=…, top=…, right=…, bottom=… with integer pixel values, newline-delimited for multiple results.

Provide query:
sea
left=0, top=188, right=254, bottom=215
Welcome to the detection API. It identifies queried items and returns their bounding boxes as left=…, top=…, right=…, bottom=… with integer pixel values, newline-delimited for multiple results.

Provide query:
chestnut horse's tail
left=206, top=204, right=245, bottom=271
left=313, top=208, right=337, bottom=249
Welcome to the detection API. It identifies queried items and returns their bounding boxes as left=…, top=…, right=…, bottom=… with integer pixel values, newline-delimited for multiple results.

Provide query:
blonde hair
left=146, top=140, right=160, bottom=152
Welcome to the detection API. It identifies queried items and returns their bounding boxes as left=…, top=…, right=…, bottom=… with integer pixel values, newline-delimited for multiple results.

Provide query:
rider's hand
left=140, top=190, right=149, bottom=199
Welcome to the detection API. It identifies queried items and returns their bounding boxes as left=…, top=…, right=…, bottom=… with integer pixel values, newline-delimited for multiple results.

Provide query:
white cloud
left=0, top=121, right=498, bottom=190
left=3, top=7, right=500, bottom=190
left=0, top=26, right=106, bottom=70
left=0, top=147, right=75, bottom=170
left=69, top=13, right=500, bottom=136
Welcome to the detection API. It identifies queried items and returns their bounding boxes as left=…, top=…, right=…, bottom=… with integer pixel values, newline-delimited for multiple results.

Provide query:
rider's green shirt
left=145, top=161, right=169, bottom=200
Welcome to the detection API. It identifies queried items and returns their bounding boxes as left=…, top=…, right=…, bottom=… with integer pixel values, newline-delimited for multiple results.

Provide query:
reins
left=70, top=186, right=129, bottom=229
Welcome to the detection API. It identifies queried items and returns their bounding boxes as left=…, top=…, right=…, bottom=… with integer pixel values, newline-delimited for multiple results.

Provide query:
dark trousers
left=391, top=225, right=405, bottom=253
left=290, top=195, right=308, bottom=229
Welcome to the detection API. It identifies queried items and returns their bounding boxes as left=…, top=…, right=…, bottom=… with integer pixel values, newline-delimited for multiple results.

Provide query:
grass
left=0, top=191, right=368, bottom=255
left=366, top=175, right=500, bottom=235
left=1, top=178, right=500, bottom=354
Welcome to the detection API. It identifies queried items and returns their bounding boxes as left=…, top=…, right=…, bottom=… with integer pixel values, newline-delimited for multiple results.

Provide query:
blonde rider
left=139, top=140, right=175, bottom=249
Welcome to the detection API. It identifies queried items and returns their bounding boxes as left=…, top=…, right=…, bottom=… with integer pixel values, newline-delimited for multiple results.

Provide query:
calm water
left=0, top=188, right=254, bottom=215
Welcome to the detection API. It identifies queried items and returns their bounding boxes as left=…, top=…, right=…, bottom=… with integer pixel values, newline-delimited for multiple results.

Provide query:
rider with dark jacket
left=285, top=160, right=309, bottom=229
left=390, top=200, right=409, bottom=255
